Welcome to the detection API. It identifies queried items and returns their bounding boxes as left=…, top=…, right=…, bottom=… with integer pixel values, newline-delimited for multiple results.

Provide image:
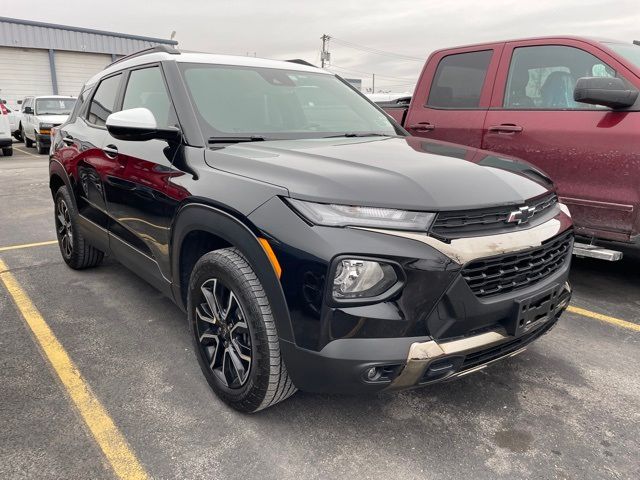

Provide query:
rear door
left=57, top=73, right=124, bottom=251
left=404, top=44, right=503, bottom=148
left=102, top=63, right=184, bottom=289
left=482, top=39, right=640, bottom=241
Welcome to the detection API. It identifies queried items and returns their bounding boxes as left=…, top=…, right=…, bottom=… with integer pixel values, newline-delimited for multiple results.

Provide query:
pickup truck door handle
left=62, top=136, right=74, bottom=145
left=102, top=144, right=119, bottom=158
left=488, top=124, right=523, bottom=134
left=408, top=122, right=435, bottom=132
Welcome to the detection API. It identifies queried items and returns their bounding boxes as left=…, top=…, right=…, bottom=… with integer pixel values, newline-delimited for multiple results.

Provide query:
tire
left=188, top=248, right=296, bottom=413
left=2, top=147, right=11, bottom=157
left=54, top=186, right=104, bottom=269
left=24, top=129, right=33, bottom=148
left=15, top=125, right=22, bottom=141
left=36, top=137, right=47, bottom=155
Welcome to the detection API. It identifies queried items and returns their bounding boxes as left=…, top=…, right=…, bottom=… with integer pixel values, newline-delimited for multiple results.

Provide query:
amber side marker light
left=258, top=237, right=282, bottom=279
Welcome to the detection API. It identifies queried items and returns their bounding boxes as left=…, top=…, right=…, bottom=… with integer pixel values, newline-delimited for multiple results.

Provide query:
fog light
left=333, top=259, right=397, bottom=299
left=365, top=367, right=381, bottom=381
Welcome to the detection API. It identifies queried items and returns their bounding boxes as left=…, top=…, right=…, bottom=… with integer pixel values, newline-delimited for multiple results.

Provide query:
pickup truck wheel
left=24, top=129, right=33, bottom=148
left=36, top=137, right=47, bottom=155
left=54, top=186, right=104, bottom=269
left=2, top=147, right=11, bottom=156
left=188, top=248, right=297, bottom=412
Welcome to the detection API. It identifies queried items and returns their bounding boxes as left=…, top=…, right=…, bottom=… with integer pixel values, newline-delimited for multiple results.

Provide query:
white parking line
left=12, top=146, right=40, bottom=157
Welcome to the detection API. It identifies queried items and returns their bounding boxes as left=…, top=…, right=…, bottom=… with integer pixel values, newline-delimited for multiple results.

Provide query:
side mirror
left=23, top=106, right=33, bottom=114
left=574, top=77, right=639, bottom=109
left=106, top=108, right=181, bottom=142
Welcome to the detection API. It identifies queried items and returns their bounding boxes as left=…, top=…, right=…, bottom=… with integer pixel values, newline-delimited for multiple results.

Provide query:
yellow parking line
left=12, top=146, right=39, bottom=157
left=0, top=258, right=149, bottom=480
left=0, top=240, right=58, bottom=252
left=568, top=305, right=640, bottom=332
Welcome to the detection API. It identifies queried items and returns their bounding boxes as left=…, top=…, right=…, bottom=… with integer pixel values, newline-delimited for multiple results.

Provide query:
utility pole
left=320, top=34, right=331, bottom=68
left=372, top=73, right=375, bottom=93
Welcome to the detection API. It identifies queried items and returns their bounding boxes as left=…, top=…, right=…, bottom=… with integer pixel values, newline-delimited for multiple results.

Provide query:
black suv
left=49, top=47, right=573, bottom=412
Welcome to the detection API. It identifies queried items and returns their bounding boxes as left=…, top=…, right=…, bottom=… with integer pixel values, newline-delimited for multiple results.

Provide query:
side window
left=69, top=88, right=88, bottom=122
left=87, top=74, right=122, bottom=126
left=504, top=45, right=617, bottom=110
left=427, top=50, right=493, bottom=109
left=122, top=66, right=176, bottom=128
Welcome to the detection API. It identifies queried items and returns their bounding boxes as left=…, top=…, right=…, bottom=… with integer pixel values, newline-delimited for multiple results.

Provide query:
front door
left=482, top=40, right=640, bottom=241
left=102, top=64, right=185, bottom=290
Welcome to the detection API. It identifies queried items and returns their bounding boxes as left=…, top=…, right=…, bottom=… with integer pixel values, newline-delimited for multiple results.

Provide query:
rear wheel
left=188, top=248, right=296, bottom=412
left=54, top=186, right=104, bottom=269
left=1, top=147, right=11, bottom=156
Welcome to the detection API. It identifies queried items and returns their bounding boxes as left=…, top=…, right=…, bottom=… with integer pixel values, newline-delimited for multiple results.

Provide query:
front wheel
left=188, top=248, right=296, bottom=412
left=36, top=137, right=47, bottom=154
left=24, top=129, right=33, bottom=148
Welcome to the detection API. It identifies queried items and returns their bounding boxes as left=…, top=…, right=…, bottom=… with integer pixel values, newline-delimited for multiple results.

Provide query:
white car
left=0, top=101, right=12, bottom=156
left=21, top=96, right=76, bottom=154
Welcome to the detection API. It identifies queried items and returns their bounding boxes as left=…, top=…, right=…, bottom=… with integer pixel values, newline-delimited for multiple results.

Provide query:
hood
left=204, top=137, right=551, bottom=211
left=35, top=114, right=70, bottom=124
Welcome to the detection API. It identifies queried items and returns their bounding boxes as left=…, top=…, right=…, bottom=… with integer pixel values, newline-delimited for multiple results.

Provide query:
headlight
left=287, top=198, right=435, bottom=231
left=333, top=259, right=398, bottom=299
left=39, top=123, right=53, bottom=129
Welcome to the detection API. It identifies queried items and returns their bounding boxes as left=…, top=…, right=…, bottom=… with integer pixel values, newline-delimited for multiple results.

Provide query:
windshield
left=606, top=43, right=640, bottom=69
left=179, top=63, right=399, bottom=140
left=35, top=98, right=76, bottom=116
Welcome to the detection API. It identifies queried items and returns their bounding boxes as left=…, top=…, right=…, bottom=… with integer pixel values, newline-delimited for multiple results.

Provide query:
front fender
left=170, top=202, right=295, bottom=343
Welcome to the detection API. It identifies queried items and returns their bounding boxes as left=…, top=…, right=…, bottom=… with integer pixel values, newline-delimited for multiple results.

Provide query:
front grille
left=459, top=318, right=557, bottom=372
left=461, top=231, right=573, bottom=298
left=431, top=194, right=557, bottom=239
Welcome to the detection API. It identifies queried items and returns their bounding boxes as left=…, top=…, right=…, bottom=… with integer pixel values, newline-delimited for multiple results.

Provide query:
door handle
left=408, top=122, right=436, bottom=132
left=62, top=136, right=74, bottom=145
left=102, top=144, right=119, bottom=158
left=488, top=124, right=523, bottom=134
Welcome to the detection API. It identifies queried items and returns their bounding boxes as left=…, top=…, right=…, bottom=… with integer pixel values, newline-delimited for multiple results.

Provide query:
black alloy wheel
left=195, top=278, right=253, bottom=388
left=56, top=196, right=74, bottom=259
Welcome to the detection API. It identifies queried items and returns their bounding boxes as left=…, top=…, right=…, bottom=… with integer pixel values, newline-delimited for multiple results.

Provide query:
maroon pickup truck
left=379, top=36, right=640, bottom=260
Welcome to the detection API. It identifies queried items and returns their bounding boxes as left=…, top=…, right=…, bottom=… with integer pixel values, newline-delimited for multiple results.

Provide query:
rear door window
left=87, top=74, right=122, bottom=126
left=427, top=50, right=493, bottom=108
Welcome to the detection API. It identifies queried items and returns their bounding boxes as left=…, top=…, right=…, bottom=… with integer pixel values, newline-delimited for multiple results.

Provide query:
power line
left=330, top=37, right=424, bottom=62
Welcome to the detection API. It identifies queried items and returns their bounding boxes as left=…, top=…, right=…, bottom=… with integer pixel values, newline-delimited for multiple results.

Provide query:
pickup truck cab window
left=122, top=66, right=177, bottom=128
left=504, top=45, right=616, bottom=110
left=180, top=63, right=397, bottom=140
left=427, top=50, right=493, bottom=109
left=87, top=74, right=122, bottom=127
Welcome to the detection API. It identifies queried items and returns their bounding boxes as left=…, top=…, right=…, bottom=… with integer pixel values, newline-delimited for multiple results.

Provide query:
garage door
left=0, top=47, right=52, bottom=105
left=55, top=51, right=112, bottom=97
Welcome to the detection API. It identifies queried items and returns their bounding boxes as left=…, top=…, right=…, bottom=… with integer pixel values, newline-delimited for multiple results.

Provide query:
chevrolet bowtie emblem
left=507, top=206, right=536, bottom=224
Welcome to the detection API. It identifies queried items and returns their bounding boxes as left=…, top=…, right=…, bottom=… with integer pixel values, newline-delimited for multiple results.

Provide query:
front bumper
left=249, top=196, right=574, bottom=394
left=281, top=281, right=571, bottom=394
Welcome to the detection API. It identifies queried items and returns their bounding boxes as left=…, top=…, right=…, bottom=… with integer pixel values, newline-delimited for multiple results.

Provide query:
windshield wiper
left=322, top=133, right=393, bottom=139
left=208, top=136, right=266, bottom=144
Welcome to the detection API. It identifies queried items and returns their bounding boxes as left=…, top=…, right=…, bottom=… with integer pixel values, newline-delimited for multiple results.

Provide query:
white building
left=0, top=16, right=177, bottom=106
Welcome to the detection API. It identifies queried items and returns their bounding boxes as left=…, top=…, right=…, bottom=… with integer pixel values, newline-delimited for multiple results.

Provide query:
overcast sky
left=2, top=0, right=639, bottom=92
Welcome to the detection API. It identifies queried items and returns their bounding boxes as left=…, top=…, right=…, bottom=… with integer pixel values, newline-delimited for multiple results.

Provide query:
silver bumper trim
left=357, top=208, right=571, bottom=265
left=388, top=282, right=571, bottom=389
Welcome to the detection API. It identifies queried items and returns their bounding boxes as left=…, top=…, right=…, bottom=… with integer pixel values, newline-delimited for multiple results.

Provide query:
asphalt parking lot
left=1, top=144, right=639, bottom=480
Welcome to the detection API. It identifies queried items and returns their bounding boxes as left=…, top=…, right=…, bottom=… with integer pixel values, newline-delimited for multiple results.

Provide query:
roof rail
left=108, top=45, right=180, bottom=67
left=286, top=59, right=317, bottom=68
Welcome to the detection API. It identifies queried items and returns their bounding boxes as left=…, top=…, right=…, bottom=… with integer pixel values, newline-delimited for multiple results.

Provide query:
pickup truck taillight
left=0, top=103, right=8, bottom=115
